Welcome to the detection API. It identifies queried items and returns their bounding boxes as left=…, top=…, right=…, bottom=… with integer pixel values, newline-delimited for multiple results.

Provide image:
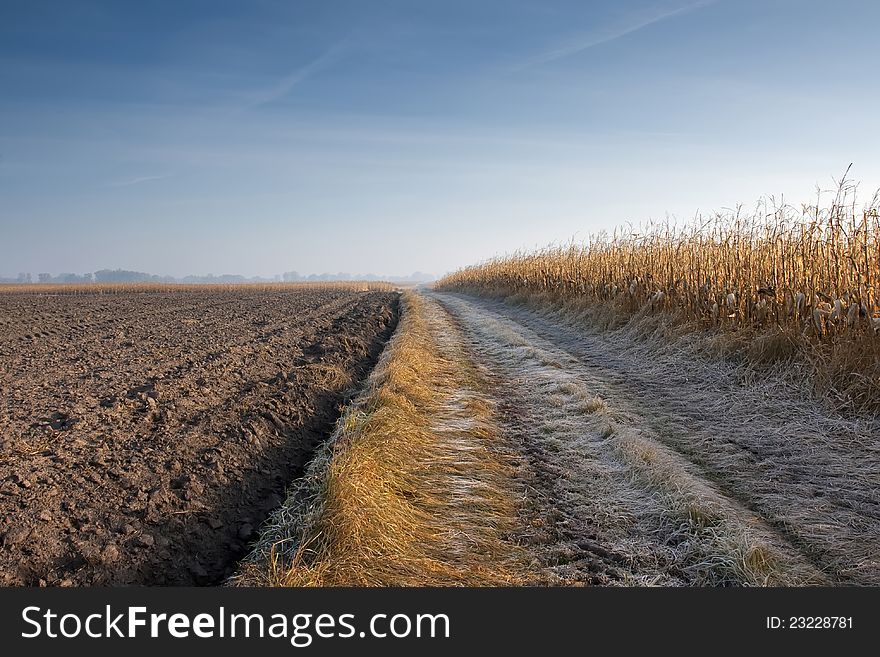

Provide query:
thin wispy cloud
left=106, top=173, right=172, bottom=188
left=243, top=42, right=348, bottom=109
left=520, top=0, right=718, bottom=68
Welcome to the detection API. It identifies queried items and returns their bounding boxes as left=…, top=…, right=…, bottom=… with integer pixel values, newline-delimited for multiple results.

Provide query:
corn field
left=439, top=191, right=880, bottom=340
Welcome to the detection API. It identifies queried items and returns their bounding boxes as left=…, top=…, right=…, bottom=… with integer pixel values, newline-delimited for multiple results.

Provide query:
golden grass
left=235, top=290, right=528, bottom=586
left=437, top=185, right=880, bottom=411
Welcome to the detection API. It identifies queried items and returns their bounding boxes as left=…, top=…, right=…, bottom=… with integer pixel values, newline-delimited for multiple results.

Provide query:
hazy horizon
left=0, top=267, right=437, bottom=283
left=2, top=0, right=879, bottom=277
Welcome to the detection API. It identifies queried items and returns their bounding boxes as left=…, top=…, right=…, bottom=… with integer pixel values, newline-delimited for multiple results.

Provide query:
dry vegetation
left=227, top=183, right=878, bottom=588
left=234, top=291, right=529, bottom=586
left=438, top=184, right=880, bottom=412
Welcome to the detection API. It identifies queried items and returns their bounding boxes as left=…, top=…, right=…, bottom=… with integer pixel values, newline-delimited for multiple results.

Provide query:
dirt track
left=430, top=291, right=880, bottom=586
left=0, top=288, right=398, bottom=585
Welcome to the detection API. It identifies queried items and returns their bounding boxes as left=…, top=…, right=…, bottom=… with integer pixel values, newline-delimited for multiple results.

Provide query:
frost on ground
left=431, top=291, right=879, bottom=586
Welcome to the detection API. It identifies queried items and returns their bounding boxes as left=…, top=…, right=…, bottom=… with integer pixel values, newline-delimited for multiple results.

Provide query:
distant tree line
left=38, top=272, right=95, bottom=284
left=2, top=268, right=436, bottom=284
left=282, top=271, right=435, bottom=283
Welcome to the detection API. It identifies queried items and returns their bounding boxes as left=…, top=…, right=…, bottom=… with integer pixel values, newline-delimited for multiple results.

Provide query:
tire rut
left=431, top=291, right=839, bottom=586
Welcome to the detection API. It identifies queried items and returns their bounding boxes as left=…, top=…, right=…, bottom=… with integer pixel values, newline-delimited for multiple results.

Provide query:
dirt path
left=429, top=291, right=880, bottom=586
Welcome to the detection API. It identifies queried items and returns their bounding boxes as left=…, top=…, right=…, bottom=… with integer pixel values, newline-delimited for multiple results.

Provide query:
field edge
left=231, top=290, right=530, bottom=587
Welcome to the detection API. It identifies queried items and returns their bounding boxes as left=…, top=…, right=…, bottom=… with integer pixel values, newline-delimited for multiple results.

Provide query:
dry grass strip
left=233, top=290, right=528, bottom=586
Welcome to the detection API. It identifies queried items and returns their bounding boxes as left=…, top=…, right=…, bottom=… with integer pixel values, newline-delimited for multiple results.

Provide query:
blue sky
left=1, top=0, right=878, bottom=278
